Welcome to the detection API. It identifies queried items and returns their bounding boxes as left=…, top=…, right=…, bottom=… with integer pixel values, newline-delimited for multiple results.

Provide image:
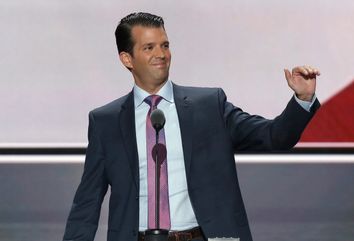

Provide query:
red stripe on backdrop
left=300, top=80, right=354, bottom=143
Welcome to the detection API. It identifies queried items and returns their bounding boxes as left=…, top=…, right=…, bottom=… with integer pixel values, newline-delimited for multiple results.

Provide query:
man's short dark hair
left=115, top=12, right=165, bottom=56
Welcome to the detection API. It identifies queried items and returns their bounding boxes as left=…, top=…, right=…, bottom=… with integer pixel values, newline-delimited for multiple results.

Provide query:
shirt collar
left=133, top=80, right=174, bottom=109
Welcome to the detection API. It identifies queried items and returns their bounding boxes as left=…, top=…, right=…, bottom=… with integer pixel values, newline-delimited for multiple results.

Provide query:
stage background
left=1, top=0, right=353, bottom=145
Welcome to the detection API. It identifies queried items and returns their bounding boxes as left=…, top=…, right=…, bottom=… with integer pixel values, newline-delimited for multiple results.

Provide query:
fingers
left=303, top=65, right=321, bottom=76
left=292, top=65, right=321, bottom=77
left=293, top=66, right=309, bottom=75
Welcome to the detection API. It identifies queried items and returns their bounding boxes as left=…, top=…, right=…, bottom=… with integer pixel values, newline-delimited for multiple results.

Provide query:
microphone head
left=150, top=109, right=165, bottom=132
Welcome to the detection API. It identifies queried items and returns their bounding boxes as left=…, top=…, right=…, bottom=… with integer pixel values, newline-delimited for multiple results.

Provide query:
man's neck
left=134, top=79, right=167, bottom=95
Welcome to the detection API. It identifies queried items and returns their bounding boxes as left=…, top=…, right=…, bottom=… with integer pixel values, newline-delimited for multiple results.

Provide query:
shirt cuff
left=294, top=94, right=317, bottom=112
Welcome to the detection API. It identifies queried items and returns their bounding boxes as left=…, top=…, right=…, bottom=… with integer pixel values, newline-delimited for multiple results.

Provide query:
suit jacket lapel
left=173, top=84, right=194, bottom=179
left=119, top=91, right=139, bottom=190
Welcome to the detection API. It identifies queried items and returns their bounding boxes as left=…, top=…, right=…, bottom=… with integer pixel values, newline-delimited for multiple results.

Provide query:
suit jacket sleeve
left=218, top=88, right=320, bottom=151
left=63, top=111, right=109, bottom=241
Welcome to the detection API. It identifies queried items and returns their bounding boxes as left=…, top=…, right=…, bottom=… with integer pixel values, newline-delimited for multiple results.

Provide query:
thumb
left=284, top=68, right=292, bottom=82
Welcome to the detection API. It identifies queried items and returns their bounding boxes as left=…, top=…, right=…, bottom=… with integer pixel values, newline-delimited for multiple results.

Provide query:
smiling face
left=119, top=25, right=171, bottom=94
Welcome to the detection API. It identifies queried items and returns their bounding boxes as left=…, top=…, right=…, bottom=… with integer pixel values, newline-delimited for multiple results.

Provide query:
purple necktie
left=145, top=95, right=171, bottom=230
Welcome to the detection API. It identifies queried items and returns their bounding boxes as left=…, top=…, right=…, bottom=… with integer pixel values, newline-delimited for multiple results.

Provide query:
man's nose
left=154, top=46, right=165, bottom=59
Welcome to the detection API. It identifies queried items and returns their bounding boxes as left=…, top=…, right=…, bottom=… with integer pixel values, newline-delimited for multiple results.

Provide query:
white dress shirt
left=134, top=80, right=199, bottom=231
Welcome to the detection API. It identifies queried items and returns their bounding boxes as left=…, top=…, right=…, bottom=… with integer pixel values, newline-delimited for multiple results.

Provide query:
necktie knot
left=144, top=95, right=163, bottom=109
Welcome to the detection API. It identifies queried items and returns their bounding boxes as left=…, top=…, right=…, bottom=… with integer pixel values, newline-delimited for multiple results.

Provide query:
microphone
left=145, top=108, right=169, bottom=241
left=150, top=109, right=165, bottom=132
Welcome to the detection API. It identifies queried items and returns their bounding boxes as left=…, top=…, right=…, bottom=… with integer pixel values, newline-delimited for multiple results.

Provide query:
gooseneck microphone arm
left=155, top=130, right=160, bottom=228
left=150, top=108, right=166, bottom=230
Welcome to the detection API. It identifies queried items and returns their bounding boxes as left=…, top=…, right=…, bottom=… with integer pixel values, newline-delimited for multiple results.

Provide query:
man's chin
left=153, top=72, right=169, bottom=83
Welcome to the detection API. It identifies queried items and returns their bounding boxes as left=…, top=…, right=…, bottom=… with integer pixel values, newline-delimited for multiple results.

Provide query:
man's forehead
left=131, top=25, right=168, bottom=44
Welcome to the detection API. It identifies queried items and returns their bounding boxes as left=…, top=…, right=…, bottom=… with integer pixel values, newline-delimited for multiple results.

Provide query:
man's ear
left=119, top=52, right=133, bottom=69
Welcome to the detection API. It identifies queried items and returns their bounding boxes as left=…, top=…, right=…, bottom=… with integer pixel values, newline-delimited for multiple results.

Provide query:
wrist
left=295, top=93, right=314, bottom=102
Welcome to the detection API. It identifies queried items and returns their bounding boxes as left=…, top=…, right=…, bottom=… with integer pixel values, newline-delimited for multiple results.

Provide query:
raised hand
left=284, top=65, right=320, bottom=101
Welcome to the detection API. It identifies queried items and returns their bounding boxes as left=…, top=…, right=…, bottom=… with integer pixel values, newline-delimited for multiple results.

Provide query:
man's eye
left=163, top=44, right=169, bottom=49
left=144, top=46, right=153, bottom=51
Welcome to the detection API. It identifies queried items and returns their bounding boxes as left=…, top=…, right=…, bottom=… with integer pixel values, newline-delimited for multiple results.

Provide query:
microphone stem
left=155, top=130, right=160, bottom=229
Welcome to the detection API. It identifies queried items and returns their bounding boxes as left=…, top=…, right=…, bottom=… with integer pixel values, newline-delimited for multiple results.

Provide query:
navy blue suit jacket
left=63, top=84, right=320, bottom=241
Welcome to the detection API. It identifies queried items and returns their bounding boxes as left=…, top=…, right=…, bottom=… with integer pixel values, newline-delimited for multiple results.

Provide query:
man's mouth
left=152, top=62, right=167, bottom=68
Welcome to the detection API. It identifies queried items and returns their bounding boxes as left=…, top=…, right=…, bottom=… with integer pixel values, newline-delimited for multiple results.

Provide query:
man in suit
left=63, top=12, right=320, bottom=241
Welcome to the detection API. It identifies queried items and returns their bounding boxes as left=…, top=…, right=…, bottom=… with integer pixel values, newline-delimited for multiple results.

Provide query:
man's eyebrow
left=142, top=42, right=154, bottom=46
left=142, top=41, right=169, bottom=47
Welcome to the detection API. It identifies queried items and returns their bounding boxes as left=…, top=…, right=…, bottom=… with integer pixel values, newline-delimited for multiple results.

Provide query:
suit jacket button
left=135, top=196, right=139, bottom=200
left=132, top=229, right=137, bottom=236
